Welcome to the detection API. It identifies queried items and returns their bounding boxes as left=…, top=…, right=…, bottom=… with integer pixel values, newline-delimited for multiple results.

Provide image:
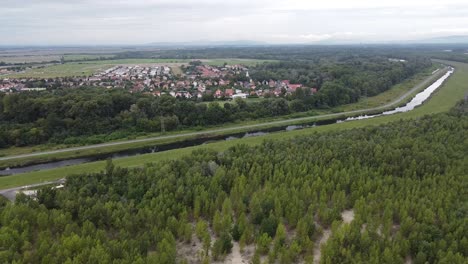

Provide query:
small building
left=232, top=93, right=248, bottom=99
left=225, top=89, right=234, bottom=97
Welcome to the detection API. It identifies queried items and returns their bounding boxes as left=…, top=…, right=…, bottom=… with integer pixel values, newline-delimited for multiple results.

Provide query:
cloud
left=0, top=0, right=467, bottom=45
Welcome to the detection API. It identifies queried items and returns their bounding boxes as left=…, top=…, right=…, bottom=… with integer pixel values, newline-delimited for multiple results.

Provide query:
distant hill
left=146, top=36, right=468, bottom=47
left=411, top=35, right=468, bottom=44
left=146, top=40, right=269, bottom=47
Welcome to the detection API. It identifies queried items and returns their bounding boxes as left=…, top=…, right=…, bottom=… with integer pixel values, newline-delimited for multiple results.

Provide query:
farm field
left=5, top=58, right=274, bottom=78
left=0, top=59, right=465, bottom=189
left=5, top=63, right=111, bottom=78
left=0, top=55, right=62, bottom=64
left=62, top=54, right=116, bottom=61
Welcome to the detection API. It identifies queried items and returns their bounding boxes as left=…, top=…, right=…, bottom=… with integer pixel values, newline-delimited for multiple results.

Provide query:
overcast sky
left=1, top=0, right=467, bottom=45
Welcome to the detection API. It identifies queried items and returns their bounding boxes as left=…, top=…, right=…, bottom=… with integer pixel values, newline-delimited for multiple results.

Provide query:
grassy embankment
left=0, top=64, right=444, bottom=168
left=0, top=60, right=465, bottom=189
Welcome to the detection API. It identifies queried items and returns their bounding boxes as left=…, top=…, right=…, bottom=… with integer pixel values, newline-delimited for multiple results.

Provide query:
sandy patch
left=313, top=229, right=331, bottom=264
left=341, top=209, right=355, bottom=224
left=212, top=242, right=254, bottom=264
left=176, top=236, right=204, bottom=263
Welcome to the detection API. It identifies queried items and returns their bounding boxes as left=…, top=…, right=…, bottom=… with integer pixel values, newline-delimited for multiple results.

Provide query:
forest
left=0, top=54, right=431, bottom=148
left=0, top=101, right=466, bottom=263
left=249, top=56, right=430, bottom=97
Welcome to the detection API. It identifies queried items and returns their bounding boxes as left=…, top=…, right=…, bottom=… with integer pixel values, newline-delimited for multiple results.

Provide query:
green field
left=5, top=58, right=274, bottom=78
left=63, top=54, right=116, bottom=61
left=0, top=64, right=445, bottom=168
left=0, top=60, right=465, bottom=189
left=6, top=63, right=111, bottom=78
left=0, top=55, right=62, bottom=64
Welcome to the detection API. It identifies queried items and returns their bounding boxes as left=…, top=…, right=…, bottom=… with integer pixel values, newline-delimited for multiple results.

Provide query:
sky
left=1, top=0, right=468, bottom=45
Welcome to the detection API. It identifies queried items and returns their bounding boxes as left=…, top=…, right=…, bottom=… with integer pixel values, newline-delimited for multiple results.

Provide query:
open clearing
left=0, top=60, right=465, bottom=189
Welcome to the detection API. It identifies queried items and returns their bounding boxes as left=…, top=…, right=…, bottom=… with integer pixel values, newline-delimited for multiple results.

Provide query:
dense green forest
left=249, top=56, right=430, bottom=99
left=112, top=45, right=450, bottom=61
left=1, top=101, right=466, bottom=263
left=0, top=54, right=430, bottom=148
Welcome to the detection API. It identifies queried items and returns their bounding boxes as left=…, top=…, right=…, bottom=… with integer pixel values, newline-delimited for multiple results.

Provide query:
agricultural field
left=0, top=55, right=62, bottom=64
left=4, top=63, right=112, bottom=78
left=63, top=54, right=116, bottom=61
left=0, top=59, right=465, bottom=189
left=4, top=58, right=275, bottom=78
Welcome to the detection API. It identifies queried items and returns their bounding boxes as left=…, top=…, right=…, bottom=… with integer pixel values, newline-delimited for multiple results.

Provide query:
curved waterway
left=0, top=68, right=454, bottom=176
left=346, top=67, right=454, bottom=121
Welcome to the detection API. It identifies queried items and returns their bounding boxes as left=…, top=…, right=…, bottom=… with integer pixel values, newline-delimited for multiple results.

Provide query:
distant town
left=0, top=61, right=316, bottom=99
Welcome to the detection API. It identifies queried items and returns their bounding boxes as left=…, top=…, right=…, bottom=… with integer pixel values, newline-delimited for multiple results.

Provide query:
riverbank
left=0, top=65, right=444, bottom=169
left=0, top=60, right=465, bottom=189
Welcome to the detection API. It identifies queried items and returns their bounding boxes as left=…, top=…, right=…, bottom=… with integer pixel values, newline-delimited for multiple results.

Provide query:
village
left=0, top=61, right=316, bottom=99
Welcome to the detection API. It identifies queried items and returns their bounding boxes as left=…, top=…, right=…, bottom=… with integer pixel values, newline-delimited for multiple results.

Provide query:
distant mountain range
left=409, top=35, right=468, bottom=44
left=146, top=40, right=269, bottom=47
left=146, top=36, right=468, bottom=47
left=310, top=35, right=468, bottom=45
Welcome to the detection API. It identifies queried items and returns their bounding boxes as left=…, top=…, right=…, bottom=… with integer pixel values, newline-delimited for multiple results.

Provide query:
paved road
left=0, top=178, right=65, bottom=201
left=0, top=67, right=448, bottom=162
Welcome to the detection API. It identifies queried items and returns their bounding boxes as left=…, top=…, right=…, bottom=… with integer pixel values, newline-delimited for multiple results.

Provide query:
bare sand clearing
left=224, top=242, right=244, bottom=264
left=313, top=229, right=331, bottom=264
left=213, top=242, right=254, bottom=264
left=341, top=209, right=355, bottom=224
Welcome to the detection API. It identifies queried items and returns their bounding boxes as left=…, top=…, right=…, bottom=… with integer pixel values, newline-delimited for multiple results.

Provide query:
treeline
left=250, top=56, right=430, bottom=99
left=0, top=89, right=298, bottom=147
left=1, top=101, right=466, bottom=263
left=113, top=45, right=435, bottom=61
left=425, top=52, right=468, bottom=63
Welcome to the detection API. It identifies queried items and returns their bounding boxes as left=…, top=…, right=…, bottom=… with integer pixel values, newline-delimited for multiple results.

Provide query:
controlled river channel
left=0, top=67, right=454, bottom=176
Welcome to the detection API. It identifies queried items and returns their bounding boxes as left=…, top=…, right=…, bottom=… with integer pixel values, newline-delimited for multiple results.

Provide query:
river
left=346, top=67, right=454, bottom=121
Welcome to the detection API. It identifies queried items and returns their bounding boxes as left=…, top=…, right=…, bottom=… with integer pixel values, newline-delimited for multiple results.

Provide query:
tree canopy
left=0, top=101, right=466, bottom=263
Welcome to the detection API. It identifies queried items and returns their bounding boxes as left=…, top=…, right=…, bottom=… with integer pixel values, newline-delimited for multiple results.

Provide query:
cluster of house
left=150, top=79, right=317, bottom=99
left=0, top=63, right=317, bottom=99
left=195, top=64, right=248, bottom=78
left=0, top=81, right=47, bottom=92
left=94, top=65, right=171, bottom=80
left=0, top=68, right=16, bottom=75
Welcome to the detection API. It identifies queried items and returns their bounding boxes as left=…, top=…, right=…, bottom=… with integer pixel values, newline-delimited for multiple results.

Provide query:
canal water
left=0, top=118, right=338, bottom=176
left=346, top=67, right=454, bottom=121
left=0, top=68, right=454, bottom=176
